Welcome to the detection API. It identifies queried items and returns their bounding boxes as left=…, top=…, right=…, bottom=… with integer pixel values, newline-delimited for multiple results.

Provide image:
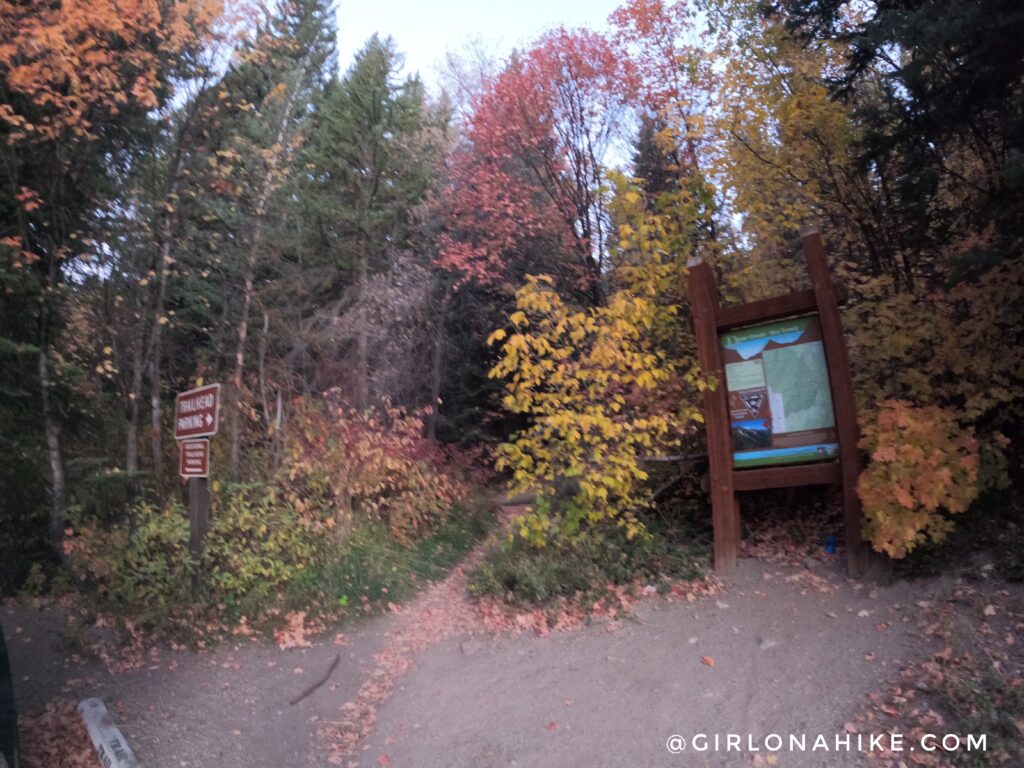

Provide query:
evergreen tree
left=298, top=35, right=442, bottom=407
left=632, top=113, right=681, bottom=206
left=783, top=0, right=1024, bottom=274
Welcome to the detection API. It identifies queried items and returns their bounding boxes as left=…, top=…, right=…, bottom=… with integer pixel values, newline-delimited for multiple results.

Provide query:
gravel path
left=2, top=553, right=954, bottom=768
left=358, top=558, right=943, bottom=768
left=2, top=603, right=397, bottom=767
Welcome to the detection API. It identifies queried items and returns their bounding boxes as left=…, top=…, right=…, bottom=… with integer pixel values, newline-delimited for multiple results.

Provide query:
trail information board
left=720, top=314, right=838, bottom=469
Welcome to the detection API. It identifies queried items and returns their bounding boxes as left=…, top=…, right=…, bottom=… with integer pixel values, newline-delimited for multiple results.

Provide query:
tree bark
left=146, top=228, right=172, bottom=492
left=37, top=250, right=66, bottom=556
left=149, top=354, right=164, bottom=491
left=129, top=89, right=201, bottom=492
left=37, top=144, right=67, bottom=558
left=426, top=289, right=450, bottom=441
left=38, top=345, right=67, bottom=555
left=355, top=240, right=369, bottom=410
left=126, top=328, right=145, bottom=499
left=229, top=65, right=307, bottom=480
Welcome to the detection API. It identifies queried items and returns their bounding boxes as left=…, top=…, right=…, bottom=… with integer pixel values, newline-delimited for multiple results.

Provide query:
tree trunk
left=355, top=242, right=369, bottom=410
left=228, top=239, right=259, bottom=481
left=34, top=150, right=67, bottom=557
left=228, top=67, right=307, bottom=480
left=147, top=233, right=172, bottom=492
left=126, top=331, right=145, bottom=499
left=38, top=344, right=67, bottom=556
left=426, top=289, right=450, bottom=441
left=258, top=306, right=271, bottom=425
left=145, top=87, right=207, bottom=489
left=149, top=354, right=163, bottom=492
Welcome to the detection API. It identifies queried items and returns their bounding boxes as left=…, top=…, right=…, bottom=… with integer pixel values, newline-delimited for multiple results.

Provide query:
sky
left=336, top=0, right=624, bottom=89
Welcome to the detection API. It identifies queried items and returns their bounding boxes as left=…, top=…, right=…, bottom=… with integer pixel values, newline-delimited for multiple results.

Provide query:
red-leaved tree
left=437, top=28, right=636, bottom=304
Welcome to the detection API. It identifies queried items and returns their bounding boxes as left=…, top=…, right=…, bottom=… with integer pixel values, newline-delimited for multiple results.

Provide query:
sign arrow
left=205, top=413, right=213, bottom=426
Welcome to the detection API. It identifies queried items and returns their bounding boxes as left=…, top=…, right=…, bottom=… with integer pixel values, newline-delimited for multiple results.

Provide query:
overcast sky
left=336, top=0, right=624, bottom=88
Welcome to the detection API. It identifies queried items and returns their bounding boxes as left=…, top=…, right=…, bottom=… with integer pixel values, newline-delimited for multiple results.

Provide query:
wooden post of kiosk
left=687, top=229, right=868, bottom=576
left=688, top=256, right=741, bottom=572
left=801, top=227, right=869, bottom=575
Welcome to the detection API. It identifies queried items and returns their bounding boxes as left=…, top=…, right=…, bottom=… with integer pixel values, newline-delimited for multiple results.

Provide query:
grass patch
left=294, top=496, right=495, bottom=616
left=933, top=663, right=1024, bottom=766
left=468, top=514, right=707, bottom=606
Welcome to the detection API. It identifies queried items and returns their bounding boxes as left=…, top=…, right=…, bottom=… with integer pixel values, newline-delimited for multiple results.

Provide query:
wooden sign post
left=688, top=228, right=868, bottom=576
left=174, top=384, right=220, bottom=559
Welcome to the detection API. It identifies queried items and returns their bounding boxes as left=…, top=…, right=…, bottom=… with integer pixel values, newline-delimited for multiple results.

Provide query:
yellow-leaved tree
left=488, top=275, right=701, bottom=544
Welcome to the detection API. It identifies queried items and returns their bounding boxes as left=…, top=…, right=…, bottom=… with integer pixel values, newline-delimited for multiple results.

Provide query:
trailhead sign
left=720, top=314, right=838, bottom=468
left=174, top=383, right=221, bottom=440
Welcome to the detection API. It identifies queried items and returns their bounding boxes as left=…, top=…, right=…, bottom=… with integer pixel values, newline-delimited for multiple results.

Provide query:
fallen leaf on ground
left=274, top=611, right=316, bottom=650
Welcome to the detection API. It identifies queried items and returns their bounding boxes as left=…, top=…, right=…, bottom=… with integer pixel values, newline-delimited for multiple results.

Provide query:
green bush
left=206, top=484, right=324, bottom=621
left=68, top=486, right=325, bottom=630
left=67, top=486, right=494, bottom=634
left=67, top=501, right=197, bottom=627
left=469, top=519, right=705, bottom=605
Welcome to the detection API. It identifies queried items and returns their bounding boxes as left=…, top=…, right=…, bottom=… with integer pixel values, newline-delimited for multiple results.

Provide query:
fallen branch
left=639, top=453, right=707, bottom=463
left=289, top=654, right=340, bottom=706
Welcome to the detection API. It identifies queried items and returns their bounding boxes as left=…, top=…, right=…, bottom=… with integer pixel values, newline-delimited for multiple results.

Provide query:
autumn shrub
left=488, top=275, right=696, bottom=546
left=66, top=488, right=327, bottom=629
left=66, top=400, right=486, bottom=634
left=204, top=484, right=326, bottom=621
left=286, top=396, right=471, bottom=543
left=857, top=400, right=982, bottom=558
left=66, top=501, right=197, bottom=627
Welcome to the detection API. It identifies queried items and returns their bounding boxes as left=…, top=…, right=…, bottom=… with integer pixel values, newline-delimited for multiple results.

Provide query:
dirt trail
left=2, top=603, right=397, bottom=767
left=3, top=549, right=957, bottom=768
left=357, top=558, right=944, bottom=768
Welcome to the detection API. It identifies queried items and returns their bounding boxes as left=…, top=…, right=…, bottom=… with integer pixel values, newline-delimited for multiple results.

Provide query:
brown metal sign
left=179, top=439, right=210, bottom=478
left=174, top=383, right=220, bottom=440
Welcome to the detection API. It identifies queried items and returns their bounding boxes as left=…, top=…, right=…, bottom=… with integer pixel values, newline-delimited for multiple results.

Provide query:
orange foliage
left=0, top=0, right=221, bottom=142
left=857, top=400, right=980, bottom=558
left=286, top=394, right=471, bottom=544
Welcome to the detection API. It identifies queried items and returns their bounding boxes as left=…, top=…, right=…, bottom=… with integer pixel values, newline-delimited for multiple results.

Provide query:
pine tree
left=632, top=113, right=681, bottom=208
left=299, top=34, right=441, bottom=408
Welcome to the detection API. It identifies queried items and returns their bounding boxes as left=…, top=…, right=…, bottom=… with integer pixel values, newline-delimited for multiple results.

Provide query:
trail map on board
left=720, top=315, right=839, bottom=469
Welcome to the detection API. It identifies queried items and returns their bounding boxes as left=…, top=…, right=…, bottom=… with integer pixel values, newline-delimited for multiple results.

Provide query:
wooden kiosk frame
left=688, top=228, right=868, bottom=576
